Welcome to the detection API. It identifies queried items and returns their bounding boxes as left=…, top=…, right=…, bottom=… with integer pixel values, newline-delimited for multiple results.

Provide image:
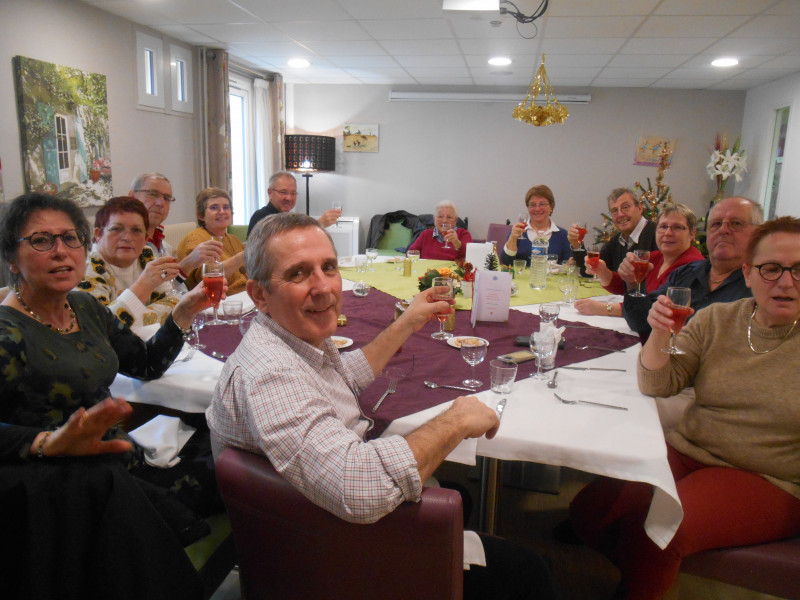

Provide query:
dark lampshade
left=285, top=135, right=336, bottom=172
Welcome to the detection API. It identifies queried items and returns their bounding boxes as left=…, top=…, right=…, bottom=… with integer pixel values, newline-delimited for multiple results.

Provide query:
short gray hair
left=709, top=196, right=764, bottom=226
left=130, top=172, right=170, bottom=192
left=658, top=203, right=697, bottom=231
left=434, top=200, right=458, bottom=218
left=245, top=212, right=335, bottom=290
left=607, top=187, right=638, bottom=208
left=268, top=171, right=296, bottom=190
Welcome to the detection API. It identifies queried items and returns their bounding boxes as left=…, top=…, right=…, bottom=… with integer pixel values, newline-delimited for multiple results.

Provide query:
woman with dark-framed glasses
left=569, top=217, right=800, bottom=600
left=0, top=193, right=225, bottom=599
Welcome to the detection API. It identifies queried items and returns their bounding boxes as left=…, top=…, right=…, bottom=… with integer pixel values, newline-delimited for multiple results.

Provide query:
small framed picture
left=343, top=123, right=379, bottom=152
left=634, top=135, right=673, bottom=167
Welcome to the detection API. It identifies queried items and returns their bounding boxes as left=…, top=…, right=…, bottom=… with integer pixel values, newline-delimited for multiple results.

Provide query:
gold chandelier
left=512, top=54, right=569, bottom=127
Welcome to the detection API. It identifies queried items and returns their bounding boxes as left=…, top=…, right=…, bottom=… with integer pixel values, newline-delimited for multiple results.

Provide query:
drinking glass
left=517, top=213, right=528, bottom=225
left=354, top=255, right=367, bottom=273
left=547, top=254, right=559, bottom=276
left=629, top=250, right=651, bottom=297
left=530, top=332, right=556, bottom=380
left=576, top=222, right=588, bottom=244
left=586, top=244, right=601, bottom=281
left=353, top=281, right=371, bottom=297
left=440, top=222, right=452, bottom=249
left=202, top=260, right=225, bottom=325
left=662, top=287, right=692, bottom=355
left=461, top=339, right=487, bottom=388
left=513, top=259, right=526, bottom=280
left=191, top=313, right=206, bottom=349
left=407, top=249, right=420, bottom=274
left=430, top=277, right=455, bottom=340
left=332, top=199, right=343, bottom=228
left=559, top=277, right=576, bottom=304
left=490, top=359, right=518, bottom=396
left=365, top=247, right=379, bottom=271
left=539, top=302, right=560, bottom=327
left=222, top=299, right=243, bottom=325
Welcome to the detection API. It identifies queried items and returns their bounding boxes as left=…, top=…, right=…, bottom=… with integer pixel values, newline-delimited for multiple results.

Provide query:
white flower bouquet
left=706, top=135, right=747, bottom=194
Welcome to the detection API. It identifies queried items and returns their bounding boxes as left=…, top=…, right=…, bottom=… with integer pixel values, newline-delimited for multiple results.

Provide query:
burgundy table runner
left=201, top=289, right=639, bottom=437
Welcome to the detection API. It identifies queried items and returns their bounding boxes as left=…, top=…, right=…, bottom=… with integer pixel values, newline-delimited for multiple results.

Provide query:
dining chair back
left=216, top=447, right=464, bottom=600
left=486, top=223, right=512, bottom=247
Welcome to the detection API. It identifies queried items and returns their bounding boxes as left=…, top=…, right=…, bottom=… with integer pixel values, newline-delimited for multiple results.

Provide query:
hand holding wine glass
left=440, top=222, right=452, bottom=249
left=331, top=199, right=343, bottom=228
left=662, top=287, right=692, bottom=354
left=629, top=250, right=651, bottom=297
left=430, top=277, right=455, bottom=340
left=461, top=339, right=487, bottom=388
left=202, top=260, right=225, bottom=325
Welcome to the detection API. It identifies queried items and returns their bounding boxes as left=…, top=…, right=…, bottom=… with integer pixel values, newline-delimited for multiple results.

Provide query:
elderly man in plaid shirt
left=207, top=212, right=555, bottom=600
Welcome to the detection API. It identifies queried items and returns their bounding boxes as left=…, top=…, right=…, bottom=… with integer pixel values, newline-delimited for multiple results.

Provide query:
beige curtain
left=270, top=73, right=285, bottom=170
left=202, top=48, right=231, bottom=192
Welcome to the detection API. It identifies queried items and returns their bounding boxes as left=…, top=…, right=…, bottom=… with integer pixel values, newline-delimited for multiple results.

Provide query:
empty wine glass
left=461, top=339, right=487, bottom=388
left=539, top=302, right=560, bottom=327
left=662, top=287, right=692, bottom=355
left=530, top=331, right=556, bottom=380
left=365, top=247, right=379, bottom=271
left=191, top=313, right=206, bottom=349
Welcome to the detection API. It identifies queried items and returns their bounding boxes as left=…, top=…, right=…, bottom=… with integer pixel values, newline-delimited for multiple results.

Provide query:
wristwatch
left=606, top=302, right=613, bottom=316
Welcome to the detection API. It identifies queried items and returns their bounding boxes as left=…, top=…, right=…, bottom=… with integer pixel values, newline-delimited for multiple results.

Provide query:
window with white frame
left=229, top=74, right=256, bottom=225
left=170, top=44, right=193, bottom=113
left=136, top=31, right=165, bottom=109
left=55, top=114, right=70, bottom=183
left=764, top=106, right=790, bottom=219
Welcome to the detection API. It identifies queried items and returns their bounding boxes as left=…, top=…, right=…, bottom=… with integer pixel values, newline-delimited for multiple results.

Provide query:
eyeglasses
left=751, top=263, right=800, bottom=282
left=271, top=189, right=297, bottom=197
left=104, top=224, right=147, bottom=237
left=609, top=203, right=637, bottom=216
left=207, top=204, right=232, bottom=212
left=707, top=219, right=750, bottom=233
left=135, top=189, right=176, bottom=203
left=527, top=203, right=551, bottom=210
left=18, top=229, right=87, bottom=252
left=657, top=224, right=689, bottom=232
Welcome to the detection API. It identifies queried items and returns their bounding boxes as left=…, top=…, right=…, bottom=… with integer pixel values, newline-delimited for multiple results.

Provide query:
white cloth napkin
left=129, top=415, right=196, bottom=468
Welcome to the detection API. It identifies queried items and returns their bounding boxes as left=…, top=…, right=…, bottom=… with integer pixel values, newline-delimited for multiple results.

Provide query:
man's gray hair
left=268, top=171, right=297, bottom=190
left=130, top=172, right=170, bottom=191
left=434, top=200, right=458, bottom=218
left=246, top=212, right=336, bottom=290
left=709, top=197, right=764, bottom=226
left=607, top=187, right=638, bottom=207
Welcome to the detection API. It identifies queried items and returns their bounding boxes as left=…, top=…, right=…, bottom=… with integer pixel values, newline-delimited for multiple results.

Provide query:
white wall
left=0, top=0, right=201, bottom=224
left=741, top=71, right=800, bottom=218
left=289, top=84, right=745, bottom=250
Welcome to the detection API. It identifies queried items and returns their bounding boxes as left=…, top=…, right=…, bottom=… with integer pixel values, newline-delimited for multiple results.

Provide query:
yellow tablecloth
left=339, top=259, right=606, bottom=308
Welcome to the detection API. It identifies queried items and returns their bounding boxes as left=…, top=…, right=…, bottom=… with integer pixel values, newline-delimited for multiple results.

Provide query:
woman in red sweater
left=407, top=200, right=472, bottom=261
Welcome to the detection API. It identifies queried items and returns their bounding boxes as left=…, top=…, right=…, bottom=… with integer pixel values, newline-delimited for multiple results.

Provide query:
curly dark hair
left=0, top=194, right=90, bottom=284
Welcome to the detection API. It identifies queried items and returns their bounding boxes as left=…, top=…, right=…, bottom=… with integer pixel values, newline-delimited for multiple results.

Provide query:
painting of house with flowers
left=13, top=55, right=112, bottom=206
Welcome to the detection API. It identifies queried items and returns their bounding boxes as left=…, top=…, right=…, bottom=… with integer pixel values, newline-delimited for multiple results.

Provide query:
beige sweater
left=638, top=298, right=800, bottom=499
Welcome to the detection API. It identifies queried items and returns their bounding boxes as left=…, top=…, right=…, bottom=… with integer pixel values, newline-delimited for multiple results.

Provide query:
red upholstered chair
left=681, top=537, right=800, bottom=599
left=216, top=447, right=464, bottom=600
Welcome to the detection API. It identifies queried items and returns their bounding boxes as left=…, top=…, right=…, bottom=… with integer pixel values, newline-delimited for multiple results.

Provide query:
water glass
left=407, top=249, right=420, bottom=273
left=354, top=255, right=367, bottom=273
left=513, top=259, right=526, bottom=279
left=490, top=359, right=518, bottom=395
left=547, top=254, right=559, bottom=276
left=539, top=302, right=560, bottom=326
left=559, top=277, right=577, bottom=304
left=222, top=300, right=243, bottom=324
left=365, top=247, right=379, bottom=271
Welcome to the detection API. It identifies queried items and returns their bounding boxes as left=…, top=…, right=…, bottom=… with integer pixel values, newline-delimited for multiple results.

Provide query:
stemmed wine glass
left=406, top=249, right=420, bottom=274
left=576, top=222, right=588, bottom=244
left=629, top=250, right=650, bottom=297
left=586, top=243, right=601, bottom=282
left=530, top=331, right=556, bottom=380
left=191, top=313, right=206, bottom=349
left=539, top=302, right=560, bottom=328
left=461, top=339, right=487, bottom=388
left=430, top=277, right=454, bottom=340
left=202, top=260, right=225, bottom=325
left=331, top=199, right=343, bottom=228
left=365, top=247, right=379, bottom=271
left=662, top=287, right=692, bottom=355
left=440, top=222, right=452, bottom=249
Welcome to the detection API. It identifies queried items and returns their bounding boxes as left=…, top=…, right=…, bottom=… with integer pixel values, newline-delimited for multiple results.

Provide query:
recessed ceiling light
left=488, top=57, right=512, bottom=66
left=288, top=58, right=310, bottom=68
left=711, top=57, right=738, bottom=68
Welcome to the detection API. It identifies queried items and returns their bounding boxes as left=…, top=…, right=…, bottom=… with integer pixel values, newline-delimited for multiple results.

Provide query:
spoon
left=547, top=371, right=559, bottom=389
left=575, top=344, right=624, bottom=353
left=424, top=380, right=477, bottom=392
left=554, top=393, right=627, bottom=411
left=211, top=350, right=228, bottom=360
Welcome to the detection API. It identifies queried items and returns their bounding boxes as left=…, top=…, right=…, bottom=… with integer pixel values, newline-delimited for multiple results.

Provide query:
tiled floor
left=209, top=463, right=784, bottom=600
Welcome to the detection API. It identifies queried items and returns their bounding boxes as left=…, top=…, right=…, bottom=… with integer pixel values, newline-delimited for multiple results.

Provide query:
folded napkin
left=129, top=415, right=196, bottom=468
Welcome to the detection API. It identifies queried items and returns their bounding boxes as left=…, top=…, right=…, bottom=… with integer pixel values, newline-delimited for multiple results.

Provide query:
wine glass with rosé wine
left=430, top=277, right=455, bottom=340
left=202, top=260, right=225, bottom=325
left=586, top=244, right=602, bottom=282
left=576, top=222, right=588, bottom=244
left=662, top=287, right=692, bottom=355
left=629, top=250, right=651, bottom=297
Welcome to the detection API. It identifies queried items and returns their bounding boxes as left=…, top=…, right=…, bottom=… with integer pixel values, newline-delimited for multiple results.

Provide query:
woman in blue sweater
left=500, top=184, right=572, bottom=266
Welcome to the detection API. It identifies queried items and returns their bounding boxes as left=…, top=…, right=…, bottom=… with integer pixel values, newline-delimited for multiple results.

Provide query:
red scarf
left=148, top=226, right=165, bottom=251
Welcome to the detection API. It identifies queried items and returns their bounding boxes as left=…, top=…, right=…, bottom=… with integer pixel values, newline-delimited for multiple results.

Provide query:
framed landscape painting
left=343, top=123, right=379, bottom=153
left=13, top=55, right=112, bottom=206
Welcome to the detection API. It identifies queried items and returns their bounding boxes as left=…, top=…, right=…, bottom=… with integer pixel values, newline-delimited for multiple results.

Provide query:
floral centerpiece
left=417, top=263, right=474, bottom=293
left=706, top=134, right=747, bottom=198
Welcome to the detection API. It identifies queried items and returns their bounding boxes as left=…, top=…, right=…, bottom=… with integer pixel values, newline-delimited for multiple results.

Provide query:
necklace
left=13, top=286, right=76, bottom=334
left=747, top=305, right=800, bottom=354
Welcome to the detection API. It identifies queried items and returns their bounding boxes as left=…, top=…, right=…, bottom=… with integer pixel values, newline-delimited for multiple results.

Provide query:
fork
left=554, top=393, right=627, bottom=411
left=575, top=344, right=624, bottom=353
left=372, top=379, right=397, bottom=412
left=179, top=344, right=197, bottom=362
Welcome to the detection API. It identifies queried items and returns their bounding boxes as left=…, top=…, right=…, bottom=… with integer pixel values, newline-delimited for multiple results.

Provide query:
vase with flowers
left=706, top=134, right=747, bottom=205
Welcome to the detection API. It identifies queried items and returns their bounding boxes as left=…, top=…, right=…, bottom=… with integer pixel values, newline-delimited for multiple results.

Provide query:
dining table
left=110, top=258, right=683, bottom=550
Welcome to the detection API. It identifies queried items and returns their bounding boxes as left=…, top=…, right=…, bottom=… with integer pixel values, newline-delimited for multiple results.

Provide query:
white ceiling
left=82, top=0, right=800, bottom=90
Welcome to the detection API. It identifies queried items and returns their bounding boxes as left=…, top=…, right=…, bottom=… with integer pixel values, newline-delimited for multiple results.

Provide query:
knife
left=561, top=366, right=627, bottom=372
left=495, top=398, right=507, bottom=421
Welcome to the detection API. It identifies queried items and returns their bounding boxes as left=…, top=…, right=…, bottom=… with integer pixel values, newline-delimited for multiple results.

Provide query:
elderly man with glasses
left=623, top=196, right=764, bottom=340
left=246, top=171, right=341, bottom=238
left=129, top=172, right=224, bottom=283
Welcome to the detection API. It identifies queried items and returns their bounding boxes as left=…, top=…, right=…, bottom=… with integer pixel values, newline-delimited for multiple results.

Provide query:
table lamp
left=284, top=135, right=336, bottom=215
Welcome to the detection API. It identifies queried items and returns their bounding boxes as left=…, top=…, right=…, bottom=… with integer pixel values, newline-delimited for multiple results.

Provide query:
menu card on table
left=470, top=270, right=512, bottom=327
